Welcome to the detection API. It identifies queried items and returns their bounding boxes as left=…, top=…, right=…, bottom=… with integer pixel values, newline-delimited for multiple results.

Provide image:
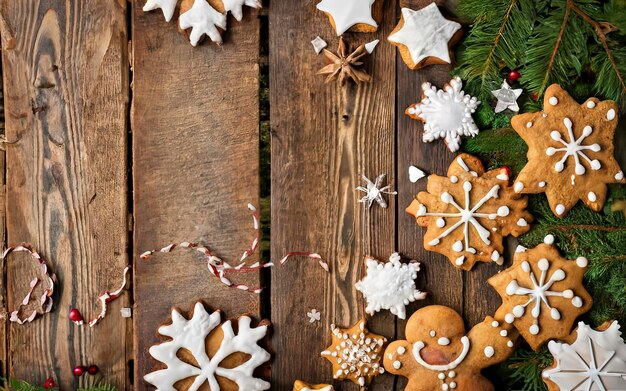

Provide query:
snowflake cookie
left=355, top=253, right=427, bottom=319
left=543, top=321, right=626, bottom=391
left=406, top=77, right=480, bottom=152
left=143, top=0, right=261, bottom=46
left=356, top=173, right=396, bottom=208
left=489, top=235, right=593, bottom=351
left=293, top=380, right=333, bottom=391
left=383, top=305, right=516, bottom=391
left=406, top=154, right=532, bottom=270
left=321, top=318, right=386, bottom=387
left=316, top=0, right=378, bottom=36
left=388, top=4, right=462, bottom=70
left=511, top=84, right=626, bottom=217
left=144, top=302, right=271, bottom=390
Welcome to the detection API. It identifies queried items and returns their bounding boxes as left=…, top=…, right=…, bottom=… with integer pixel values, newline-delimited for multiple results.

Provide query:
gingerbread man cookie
left=321, top=318, right=386, bottom=387
left=406, top=154, right=532, bottom=270
left=383, top=305, right=516, bottom=391
left=489, top=235, right=593, bottom=351
left=511, top=84, right=626, bottom=217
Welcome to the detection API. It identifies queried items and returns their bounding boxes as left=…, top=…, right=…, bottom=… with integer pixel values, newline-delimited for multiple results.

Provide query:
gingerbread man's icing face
left=384, top=305, right=516, bottom=391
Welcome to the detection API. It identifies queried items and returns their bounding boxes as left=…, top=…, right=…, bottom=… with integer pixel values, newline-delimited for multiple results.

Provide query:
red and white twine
left=140, top=204, right=329, bottom=293
left=71, top=266, right=131, bottom=327
left=1, top=243, right=56, bottom=324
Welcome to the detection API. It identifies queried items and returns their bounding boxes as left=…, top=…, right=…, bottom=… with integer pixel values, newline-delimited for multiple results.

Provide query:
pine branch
left=480, top=0, right=519, bottom=90
left=541, top=4, right=571, bottom=95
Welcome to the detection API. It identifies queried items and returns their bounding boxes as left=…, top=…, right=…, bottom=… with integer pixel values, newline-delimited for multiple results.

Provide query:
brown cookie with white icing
left=511, top=84, right=626, bottom=217
left=316, top=0, right=379, bottom=35
left=406, top=154, right=532, bottom=270
left=293, top=380, right=333, bottom=391
left=383, top=305, right=517, bottom=391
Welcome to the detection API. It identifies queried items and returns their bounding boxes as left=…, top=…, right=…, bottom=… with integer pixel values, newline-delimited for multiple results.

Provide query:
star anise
left=318, top=37, right=372, bottom=85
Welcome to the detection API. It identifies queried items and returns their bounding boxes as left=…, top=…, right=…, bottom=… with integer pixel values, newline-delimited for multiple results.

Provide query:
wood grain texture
left=0, top=68, right=6, bottom=378
left=269, top=1, right=397, bottom=389
left=1, top=0, right=130, bottom=388
left=131, top=0, right=261, bottom=388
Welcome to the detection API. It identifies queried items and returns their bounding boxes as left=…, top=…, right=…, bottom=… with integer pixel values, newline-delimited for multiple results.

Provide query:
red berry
left=87, top=365, right=99, bottom=375
left=44, top=377, right=55, bottom=389
left=69, top=308, right=83, bottom=324
left=508, top=69, right=521, bottom=82
left=73, top=365, right=85, bottom=376
left=531, top=91, right=539, bottom=101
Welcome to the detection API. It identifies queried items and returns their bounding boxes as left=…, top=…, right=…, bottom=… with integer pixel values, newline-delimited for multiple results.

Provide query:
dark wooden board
left=1, top=0, right=130, bottom=388
left=131, top=0, right=261, bottom=388
left=269, top=1, right=397, bottom=389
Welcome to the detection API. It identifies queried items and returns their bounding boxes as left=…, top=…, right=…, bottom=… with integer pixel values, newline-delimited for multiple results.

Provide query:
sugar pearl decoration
left=549, top=96, right=559, bottom=105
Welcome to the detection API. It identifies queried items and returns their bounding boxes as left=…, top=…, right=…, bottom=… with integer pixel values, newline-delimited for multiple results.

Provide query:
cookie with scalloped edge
left=511, top=84, right=626, bottom=217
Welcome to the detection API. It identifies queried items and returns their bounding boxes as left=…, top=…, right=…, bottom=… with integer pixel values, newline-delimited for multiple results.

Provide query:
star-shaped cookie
left=388, top=4, right=461, bottom=70
left=321, top=318, right=386, bottom=387
left=143, top=0, right=178, bottom=22
left=406, top=154, right=532, bottom=270
left=511, top=84, right=626, bottom=217
left=492, top=79, right=523, bottom=113
left=489, top=235, right=593, bottom=351
left=316, top=0, right=378, bottom=36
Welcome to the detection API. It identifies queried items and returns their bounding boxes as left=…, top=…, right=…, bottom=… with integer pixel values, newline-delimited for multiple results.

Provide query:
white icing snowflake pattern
left=416, top=175, right=508, bottom=266
left=355, top=253, right=426, bottom=319
left=504, top=258, right=585, bottom=335
left=356, top=174, right=397, bottom=209
left=543, top=321, right=626, bottom=390
left=407, top=77, right=480, bottom=152
left=546, top=117, right=602, bottom=176
left=144, top=303, right=270, bottom=390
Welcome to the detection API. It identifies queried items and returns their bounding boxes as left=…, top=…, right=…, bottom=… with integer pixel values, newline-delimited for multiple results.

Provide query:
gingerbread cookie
left=316, top=0, right=378, bottom=35
left=511, top=84, right=626, bottom=217
left=318, top=37, right=371, bottom=85
left=406, top=77, right=480, bottom=152
left=321, top=318, right=386, bottom=387
left=144, top=302, right=271, bottom=390
left=489, top=235, right=593, bottom=351
left=383, top=305, right=516, bottom=391
left=406, top=154, right=532, bottom=270
left=293, top=380, right=333, bottom=391
left=355, top=253, right=427, bottom=319
left=542, top=321, right=626, bottom=390
left=388, top=4, right=462, bottom=70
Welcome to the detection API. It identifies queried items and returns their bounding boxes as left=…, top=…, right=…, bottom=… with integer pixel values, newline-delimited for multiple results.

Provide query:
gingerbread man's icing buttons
left=383, top=306, right=516, bottom=391
left=489, top=236, right=592, bottom=351
left=406, top=154, right=532, bottom=270
left=511, top=84, right=626, bottom=217
left=320, top=318, right=386, bottom=387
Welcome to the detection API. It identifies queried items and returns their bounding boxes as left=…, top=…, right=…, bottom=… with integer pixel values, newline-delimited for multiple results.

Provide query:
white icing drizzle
left=546, top=117, right=601, bottom=175
left=321, top=322, right=385, bottom=386
left=514, top=182, right=524, bottom=193
left=616, top=171, right=624, bottom=181
left=316, top=0, right=377, bottom=36
left=544, top=234, right=555, bottom=245
left=504, top=258, right=585, bottom=335
left=144, top=303, right=271, bottom=390
left=539, top=181, right=546, bottom=187
left=484, top=346, right=495, bottom=358
left=526, top=122, right=533, bottom=128
left=437, top=337, right=450, bottom=346
left=393, top=360, right=402, bottom=369
left=430, top=330, right=437, bottom=337
left=587, top=100, right=596, bottom=109
left=179, top=0, right=228, bottom=46
left=408, top=78, right=480, bottom=153
left=543, top=321, right=626, bottom=390
left=549, top=96, right=559, bottom=106
left=416, top=181, right=507, bottom=256
left=555, top=204, right=566, bottom=216
left=517, top=218, right=528, bottom=227
left=588, top=191, right=597, bottom=202
left=607, top=108, right=616, bottom=120
left=412, top=336, right=470, bottom=371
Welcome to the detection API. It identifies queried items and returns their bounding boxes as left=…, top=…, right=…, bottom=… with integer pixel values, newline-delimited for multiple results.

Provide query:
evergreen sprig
left=454, top=0, right=626, bottom=129
left=0, top=379, right=117, bottom=391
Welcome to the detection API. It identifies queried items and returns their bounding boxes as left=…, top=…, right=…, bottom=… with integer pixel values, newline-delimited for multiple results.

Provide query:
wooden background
left=0, top=0, right=535, bottom=390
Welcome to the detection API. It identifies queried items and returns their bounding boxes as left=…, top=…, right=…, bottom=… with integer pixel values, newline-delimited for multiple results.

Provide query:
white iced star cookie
left=316, top=0, right=378, bottom=36
left=388, top=4, right=462, bottom=70
left=355, top=253, right=426, bottom=319
left=406, top=77, right=480, bottom=152
left=143, top=0, right=179, bottom=22
left=492, top=79, right=523, bottom=113
left=543, top=321, right=626, bottom=391
left=222, top=0, right=261, bottom=21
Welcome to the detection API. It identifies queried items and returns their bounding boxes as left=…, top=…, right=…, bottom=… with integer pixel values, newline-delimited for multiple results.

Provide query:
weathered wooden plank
left=270, top=1, right=397, bottom=389
left=1, top=0, right=130, bottom=388
left=131, top=0, right=261, bottom=388
left=0, top=67, right=6, bottom=379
